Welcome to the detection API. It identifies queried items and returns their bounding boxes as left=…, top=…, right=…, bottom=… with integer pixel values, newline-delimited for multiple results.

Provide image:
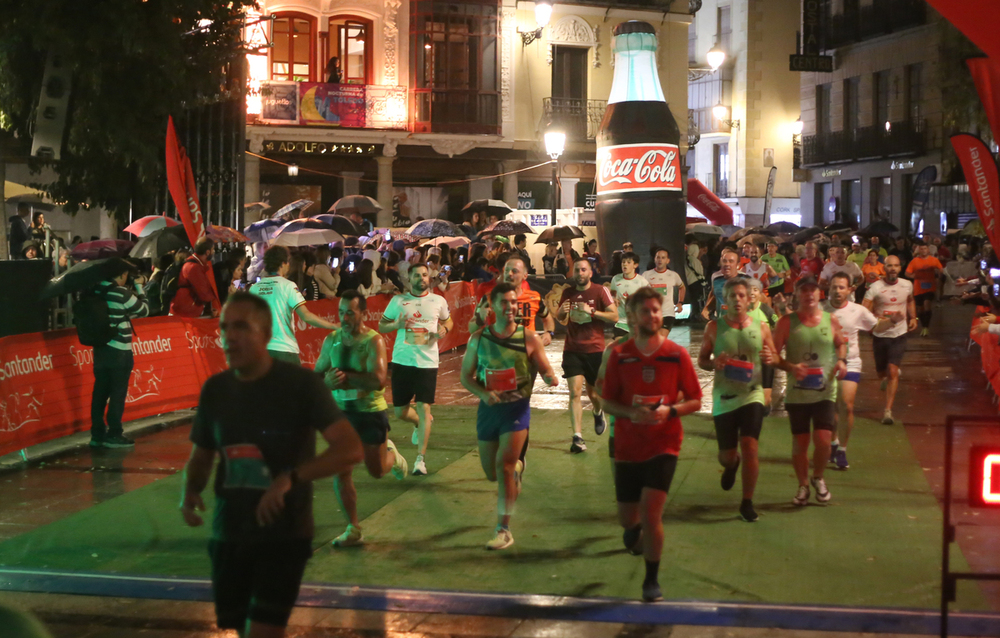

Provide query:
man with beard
left=863, top=255, right=918, bottom=424
left=461, top=282, right=558, bottom=550
left=556, top=259, right=616, bottom=452
left=601, top=287, right=702, bottom=602
left=740, top=245, right=778, bottom=292
left=701, top=248, right=740, bottom=321
left=798, top=241, right=826, bottom=280
left=698, top=277, right=777, bottom=522
left=641, top=248, right=685, bottom=336
left=379, top=264, right=454, bottom=475
left=610, top=252, right=650, bottom=338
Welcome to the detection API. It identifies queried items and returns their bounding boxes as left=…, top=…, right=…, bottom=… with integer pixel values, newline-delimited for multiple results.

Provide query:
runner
left=316, top=290, right=409, bottom=548
left=698, top=277, right=776, bottom=522
left=862, top=250, right=886, bottom=291
left=905, top=241, right=944, bottom=337
left=819, top=245, right=864, bottom=293
left=601, top=287, right=703, bottom=602
left=746, top=277, right=779, bottom=412
left=701, top=248, right=740, bottom=321
left=556, top=258, right=617, bottom=452
left=181, top=292, right=362, bottom=638
left=740, top=245, right=778, bottom=292
left=641, top=248, right=685, bottom=335
left=610, top=251, right=650, bottom=337
left=863, top=255, right=917, bottom=424
left=761, top=241, right=791, bottom=300
left=770, top=275, right=848, bottom=505
left=798, top=241, right=826, bottom=280
left=378, top=264, right=454, bottom=475
left=460, top=282, right=558, bottom=550
left=822, top=272, right=889, bottom=470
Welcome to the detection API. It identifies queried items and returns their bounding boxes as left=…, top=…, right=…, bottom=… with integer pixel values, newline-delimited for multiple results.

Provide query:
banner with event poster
left=298, top=83, right=366, bottom=127
left=0, top=284, right=478, bottom=457
left=260, top=81, right=299, bottom=124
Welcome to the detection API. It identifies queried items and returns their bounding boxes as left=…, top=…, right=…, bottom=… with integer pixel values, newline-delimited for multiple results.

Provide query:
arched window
left=328, top=16, right=373, bottom=85
left=271, top=12, right=317, bottom=81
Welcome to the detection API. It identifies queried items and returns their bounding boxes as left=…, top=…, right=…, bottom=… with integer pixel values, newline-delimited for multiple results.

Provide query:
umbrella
left=310, top=214, right=365, bottom=236
left=206, top=225, right=250, bottom=243
left=328, top=195, right=383, bottom=215
left=730, top=226, right=775, bottom=241
left=71, top=239, right=134, bottom=261
left=461, top=199, right=515, bottom=219
left=960, top=219, right=987, bottom=237
left=243, top=218, right=284, bottom=243
left=124, top=215, right=179, bottom=238
left=824, top=222, right=854, bottom=232
left=533, top=225, right=587, bottom=244
left=765, top=221, right=801, bottom=234
left=686, top=223, right=724, bottom=241
left=407, top=219, right=464, bottom=238
left=130, top=225, right=190, bottom=259
left=422, top=235, right=470, bottom=248
left=40, top=258, right=132, bottom=299
left=718, top=224, right=743, bottom=237
left=477, top=219, right=535, bottom=238
left=860, top=220, right=899, bottom=236
left=271, top=198, right=315, bottom=219
left=736, top=234, right=773, bottom=247
left=270, top=219, right=345, bottom=247
left=244, top=201, right=271, bottom=213
left=793, top=226, right=824, bottom=243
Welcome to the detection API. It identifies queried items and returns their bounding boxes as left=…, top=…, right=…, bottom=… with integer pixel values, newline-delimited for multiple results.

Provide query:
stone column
left=342, top=171, right=364, bottom=197
left=376, top=156, right=395, bottom=228
left=469, top=175, right=492, bottom=202
left=502, top=160, right=521, bottom=210
left=243, top=153, right=262, bottom=226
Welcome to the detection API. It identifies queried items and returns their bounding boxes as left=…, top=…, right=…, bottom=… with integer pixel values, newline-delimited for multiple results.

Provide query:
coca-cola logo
left=597, top=143, right=682, bottom=195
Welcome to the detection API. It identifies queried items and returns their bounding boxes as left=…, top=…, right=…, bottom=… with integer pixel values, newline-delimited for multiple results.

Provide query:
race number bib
left=569, top=302, right=593, bottom=324
left=222, top=444, right=272, bottom=490
left=796, top=366, right=826, bottom=390
left=485, top=367, right=518, bottom=392
left=405, top=327, right=431, bottom=345
left=920, top=281, right=932, bottom=290
left=334, top=388, right=359, bottom=402
left=724, top=358, right=754, bottom=384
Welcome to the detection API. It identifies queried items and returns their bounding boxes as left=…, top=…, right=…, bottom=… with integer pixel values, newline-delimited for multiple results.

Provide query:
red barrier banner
left=951, top=133, right=1000, bottom=251
left=0, top=283, right=478, bottom=457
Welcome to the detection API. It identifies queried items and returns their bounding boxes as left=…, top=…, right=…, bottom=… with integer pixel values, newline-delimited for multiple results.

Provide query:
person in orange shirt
left=862, top=250, right=886, bottom=291
left=904, top=241, right=943, bottom=337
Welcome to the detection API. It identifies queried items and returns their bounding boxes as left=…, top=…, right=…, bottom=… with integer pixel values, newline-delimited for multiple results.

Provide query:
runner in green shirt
left=761, top=242, right=790, bottom=299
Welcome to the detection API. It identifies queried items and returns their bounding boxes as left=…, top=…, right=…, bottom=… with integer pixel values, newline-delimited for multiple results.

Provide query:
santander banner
left=596, top=143, right=682, bottom=196
left=951, top=133, right=1000, bottom=250
left=0, top=284, right=477, bottom=457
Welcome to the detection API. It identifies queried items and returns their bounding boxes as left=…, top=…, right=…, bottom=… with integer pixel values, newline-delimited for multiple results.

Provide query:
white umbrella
left=270, top=198, right=314, bottom=219
left=422, top=235, right=470, bottom=248
left=329, top=195, right=383, bottom=215
left=270, top=219, right=344, bottom=247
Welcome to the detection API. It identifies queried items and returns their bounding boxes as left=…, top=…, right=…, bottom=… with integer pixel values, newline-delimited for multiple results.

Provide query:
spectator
left=287, top=253, right=306, bottom=290
left=356, top=259, right=383, bottom=297
left=313, top=245, right=340, bottom=298
left=512, top=233, right=533, bottom=273
left=215, top=254, right=246, bottom=305
left=159, top=248, right=192, bottom=313
left=229, top=260, right=246, bottom=297
left=144, top=253, right=174, bottom=316
left=31, top=212, right=49, bottom=243
left=685, top=241, right=707, bottom=317
left=326, top=56, right=342, bottom=83
left=301, top=253, right=322, bottom=301
left=170, top=237, right=220, bottom=318
left=584, top=239, right=606, bottom=275
left=542, top=242, right=563, bottom=275
left=21, top=241, right=42, bottom=260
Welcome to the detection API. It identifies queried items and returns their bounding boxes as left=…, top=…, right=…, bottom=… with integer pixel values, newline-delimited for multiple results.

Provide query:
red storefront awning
left=687, top=179, right=733, bottom=226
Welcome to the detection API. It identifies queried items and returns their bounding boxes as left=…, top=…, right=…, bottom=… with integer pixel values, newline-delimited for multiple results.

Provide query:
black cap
left=613, top=21, right=655, bottom=36
left=795, top=274, right=820, bottom=290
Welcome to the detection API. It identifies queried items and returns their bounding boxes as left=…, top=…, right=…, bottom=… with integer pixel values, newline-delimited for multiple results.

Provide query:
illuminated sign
left=968, top=446, right=1000, bottom=507
left=261, top=141, right=377, bottom=156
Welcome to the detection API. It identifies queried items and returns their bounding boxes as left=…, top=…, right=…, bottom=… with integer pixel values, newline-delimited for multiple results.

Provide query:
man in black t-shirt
left=181, top=291, right=362, bottom=637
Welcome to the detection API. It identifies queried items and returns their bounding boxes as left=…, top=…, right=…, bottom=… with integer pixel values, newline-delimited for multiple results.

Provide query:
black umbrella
left=478, top=219, right=535, bottom=238
left=860, top=220, right=899, bottom=236
left=407, top=219, right=464, bottom=238
left=730, top=226, right=776, bottom=241
left=310, top=214, right=365, bottom=237
left=130, top=225, right=190, bottom=259
left=461, top=199, right=516, bottom=218
left=765, top=221, right=801, bottom=234
left=71, top=239, right=134, bottom=261
left=792, top=226, right=824, bottom=243
left=533, top=225, right=586, bottom=244
left=41, top=258, right=129, bottom=299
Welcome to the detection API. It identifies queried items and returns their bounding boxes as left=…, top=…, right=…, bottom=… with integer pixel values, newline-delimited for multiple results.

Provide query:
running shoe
left=486, top=526, right=514, bottom=550
left=332, top=524, right=364, bottom=548
left=920, top=327, right=929, bottom=337
left=593, top=410, right=607, bottom=436
left=386, top=439, right=408, bottom=480
left=829, top=442, right=840, bottom=464
left=411, top=425, right=420, bottom=446
left=721, top=457, right=740, bottom=491
left=739, top=499, right=759, bottom=522
left=792, top=484, right=810, bottom=506
left=412, top=454, right=427, bottom=476
left=810, top=476, right=831, bottom=503
left=570, top=434, right=587, bottom=454
left=102, top=434, right=135, bottom=448
left=88, top=439, right=104, bottom=449
left=641, top=582, right=663, bottom=602
left=623, top=525, right=643, bottom=555
left=834, top=449, right=850, bottom=470
left=881, top=409, right=894, bottom=425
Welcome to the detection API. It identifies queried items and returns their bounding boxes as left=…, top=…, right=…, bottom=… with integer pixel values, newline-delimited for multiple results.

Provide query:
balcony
left=542, top=98, right=607, bottom=141
left=824, top=0, right=927, bottom=49
left=252, top=81, right=408, bottom=130
left=412, top=89, right=500, bottom=135
left=802, top=119, right=926, bottom=166
left=689, top=107, right=732, bottom=136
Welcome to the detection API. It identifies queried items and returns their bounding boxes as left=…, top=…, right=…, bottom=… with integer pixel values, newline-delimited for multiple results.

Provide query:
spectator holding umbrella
left=170, top=237, right=220, bottom=318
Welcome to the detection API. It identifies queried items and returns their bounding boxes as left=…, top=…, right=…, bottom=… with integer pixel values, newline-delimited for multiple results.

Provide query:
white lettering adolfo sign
left=596, top=143, right=682, bottom=196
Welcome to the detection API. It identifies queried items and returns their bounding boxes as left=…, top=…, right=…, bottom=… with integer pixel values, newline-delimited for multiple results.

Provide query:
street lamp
left=713, top=102, right=740, bottom=130
left=287, top=163, right=298, bottom=177
left=706, top=43, right=726, bottom=71
left=518, top=0, right=553, bottom=46
left=544, top=129, right=565, bottom=227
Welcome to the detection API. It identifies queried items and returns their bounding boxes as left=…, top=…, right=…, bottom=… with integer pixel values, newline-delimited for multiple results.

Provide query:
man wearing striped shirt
left=90, top=262, right=149, bottom=448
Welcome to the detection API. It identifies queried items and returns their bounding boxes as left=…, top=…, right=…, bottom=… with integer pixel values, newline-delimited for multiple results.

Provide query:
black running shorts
left=872, top=335, right=907, bottom=373
left=786, top=400, right=837, bottom=435
left=761, top=363, right=775, bottom=389
left=208, top=538, right=312, bottom=630
left=615, top=454, right=679, bottom=503
left=561, top=350, right=604, bottom=386
left=390, top=364, right=438, bottom=406
left=713, top=402, right=765, bottom=450
left=345, top=410, right=391, bottom=445
left=914, top=291, right=934, bottom=306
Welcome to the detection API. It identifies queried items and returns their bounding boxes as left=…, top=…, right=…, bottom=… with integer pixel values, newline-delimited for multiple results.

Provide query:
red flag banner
left=951, top=133, right=1000, bottom=249
left=967, top=58, right=1000, bottom=142
left=166, top=116, right=206, bottom=247
left=925, top=1, right=1000, bottom=61
left=686, top=178, right=734, bottom=226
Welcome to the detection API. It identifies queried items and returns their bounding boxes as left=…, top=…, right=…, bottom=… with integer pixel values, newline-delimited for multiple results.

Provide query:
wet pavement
left=2, top=303, right=1000, bottom=636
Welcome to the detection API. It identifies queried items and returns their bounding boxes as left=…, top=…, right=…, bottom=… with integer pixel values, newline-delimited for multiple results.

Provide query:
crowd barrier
left=0, top=282, right=479, bottom=457
left=970, top=310, right=1000, bottom=399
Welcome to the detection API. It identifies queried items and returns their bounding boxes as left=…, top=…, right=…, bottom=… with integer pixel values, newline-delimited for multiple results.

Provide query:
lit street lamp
left=706, top=43, right=726, bottom=71
left=544, top=129, right=566, bottom=227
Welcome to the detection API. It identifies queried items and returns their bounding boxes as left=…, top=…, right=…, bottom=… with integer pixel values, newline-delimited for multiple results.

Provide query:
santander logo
left=596, top=143, right=682, bottom=195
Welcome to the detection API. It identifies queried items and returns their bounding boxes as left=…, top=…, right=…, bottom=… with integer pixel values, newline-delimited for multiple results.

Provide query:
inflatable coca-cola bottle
left=596, top=21, right=685, bottom=282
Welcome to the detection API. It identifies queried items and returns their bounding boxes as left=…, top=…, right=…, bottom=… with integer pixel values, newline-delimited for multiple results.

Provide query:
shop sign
left=821, top=168, right=841, bottom=178
left=262, top=141, right=377, bottom=155
left=891, top=160, right=915, bottom=170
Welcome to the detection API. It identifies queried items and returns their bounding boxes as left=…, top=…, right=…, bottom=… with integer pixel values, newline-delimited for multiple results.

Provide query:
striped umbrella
left=123, top=215, right=179, bottom=238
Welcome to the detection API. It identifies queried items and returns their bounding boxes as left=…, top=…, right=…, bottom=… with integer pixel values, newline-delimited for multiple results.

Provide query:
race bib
left=569, top=302, right=593, bottom=324
left=797, top=366, right=826, bottom=390
left=405, top=327, right=430, bottom=345
left=222, top=444, right=272, bottom=490
left=920, top=281, right=932, bottom=290
left=724, top=358, right=754, bottom=384
left=334, top=388, right=359, bottom=402
left=485, top=367, right=518, bottom=392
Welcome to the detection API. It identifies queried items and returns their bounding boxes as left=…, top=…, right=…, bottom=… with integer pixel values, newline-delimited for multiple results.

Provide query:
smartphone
left=990, top=268, right=1000, bottom=279
left=459, top=255, right=465, bottom=263
left=982, top=260, right=988, bottom=271
left=332, top=257, right=340, bottom=268
left=384, top=230, right=392, bottom=241
left=348, top=261, right=355, bottom=273
left=442, top=265, right=452, bottom=274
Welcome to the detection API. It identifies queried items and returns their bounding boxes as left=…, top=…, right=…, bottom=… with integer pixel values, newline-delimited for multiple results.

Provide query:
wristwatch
left=668, top=405, right=678, bottom=420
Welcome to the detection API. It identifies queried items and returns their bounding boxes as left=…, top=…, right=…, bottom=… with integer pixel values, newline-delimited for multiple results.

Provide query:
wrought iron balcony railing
left=802, top=119, right=926, bottom=166
left=542, top=97, right=607, bottom=141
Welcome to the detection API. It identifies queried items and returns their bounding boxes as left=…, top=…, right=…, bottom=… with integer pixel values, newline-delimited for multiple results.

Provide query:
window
left=844, top=76, right=860, bottom=131
left=328, top=16, right=372, bottom=84
left=686, top=148, right=696, bottom=180
left=873, top=70, right=890, bottom=128
left=271, top=13, right=316, bottom=81
left=906, top=63, right=922, bottom=122
left=552, top=46, right=587, bottom=100
left=816, top=83, right=832, bottom=134
left=688, top=18, right=697, bottom=64
left=713, top=142, right=729, bottom=197
left=841, top=179, right=861, bottom=227
left=816, top=182, right=833, bottom=225
left=717, top=6, right=731, bottom=54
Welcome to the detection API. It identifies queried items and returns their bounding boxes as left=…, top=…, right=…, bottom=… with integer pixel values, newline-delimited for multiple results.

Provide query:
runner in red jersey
left=601, top=287, right=702, bottom=603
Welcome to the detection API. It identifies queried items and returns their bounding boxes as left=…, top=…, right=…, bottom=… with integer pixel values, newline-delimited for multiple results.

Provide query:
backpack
left=74, top=291, right=117, bottom=347
left=160, top=262, right=183, bottom=311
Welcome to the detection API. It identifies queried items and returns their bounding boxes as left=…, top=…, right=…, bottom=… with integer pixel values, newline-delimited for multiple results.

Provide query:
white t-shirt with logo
left=641, top=268, right=684, bottom=317
left=610, top=273, right=649, bottom=330
left=864, top=278, right=913, bottom=339
left=249, top=275, right=307, bottom=354
left=383, top=291, right=451, bottom=368
left=823, top=300, right=878, bottom=373
left=741, top=261, right=770, bottom=285
left=820, top=260, right=863, bottom=285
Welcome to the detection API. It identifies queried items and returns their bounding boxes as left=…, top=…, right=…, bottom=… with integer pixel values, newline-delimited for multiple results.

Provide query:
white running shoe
left=881, top=409, right=894, bottom=425
left=412, top=454, right=427, bottom=476
left=386, top=439, right=408, bottom=480
left=411, top=426, right=420, bottom=446
left=810, top=476, right=831, bottom=503
left=486, top=526, right=514, bottom=550
left=792, top=485, right=810, bottom=506
left=332, top=524, right=363, bottom=547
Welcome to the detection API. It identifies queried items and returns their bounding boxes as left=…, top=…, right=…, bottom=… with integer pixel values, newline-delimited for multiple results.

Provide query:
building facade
left=243, top=0, right=692, bottom=233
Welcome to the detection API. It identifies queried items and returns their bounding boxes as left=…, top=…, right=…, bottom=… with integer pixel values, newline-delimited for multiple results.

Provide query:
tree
left=0, top=0, right=255, bottom=225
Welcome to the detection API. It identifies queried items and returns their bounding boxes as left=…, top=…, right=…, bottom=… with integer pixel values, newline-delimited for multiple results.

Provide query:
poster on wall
left=392, top=187, right=449, bottom=226
left=298, top=83, right=366, bottom=127
left=260, top=82, right=299, bottom=124
left=517, top=181, right=552, bottom=211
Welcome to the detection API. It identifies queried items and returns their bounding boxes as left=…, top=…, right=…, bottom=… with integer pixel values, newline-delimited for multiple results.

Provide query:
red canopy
left=967, top=58, right=1000, bottom=141
left=686, top=179, right=733, bottom=226
left=925, top=1, right=1000, bottom=61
